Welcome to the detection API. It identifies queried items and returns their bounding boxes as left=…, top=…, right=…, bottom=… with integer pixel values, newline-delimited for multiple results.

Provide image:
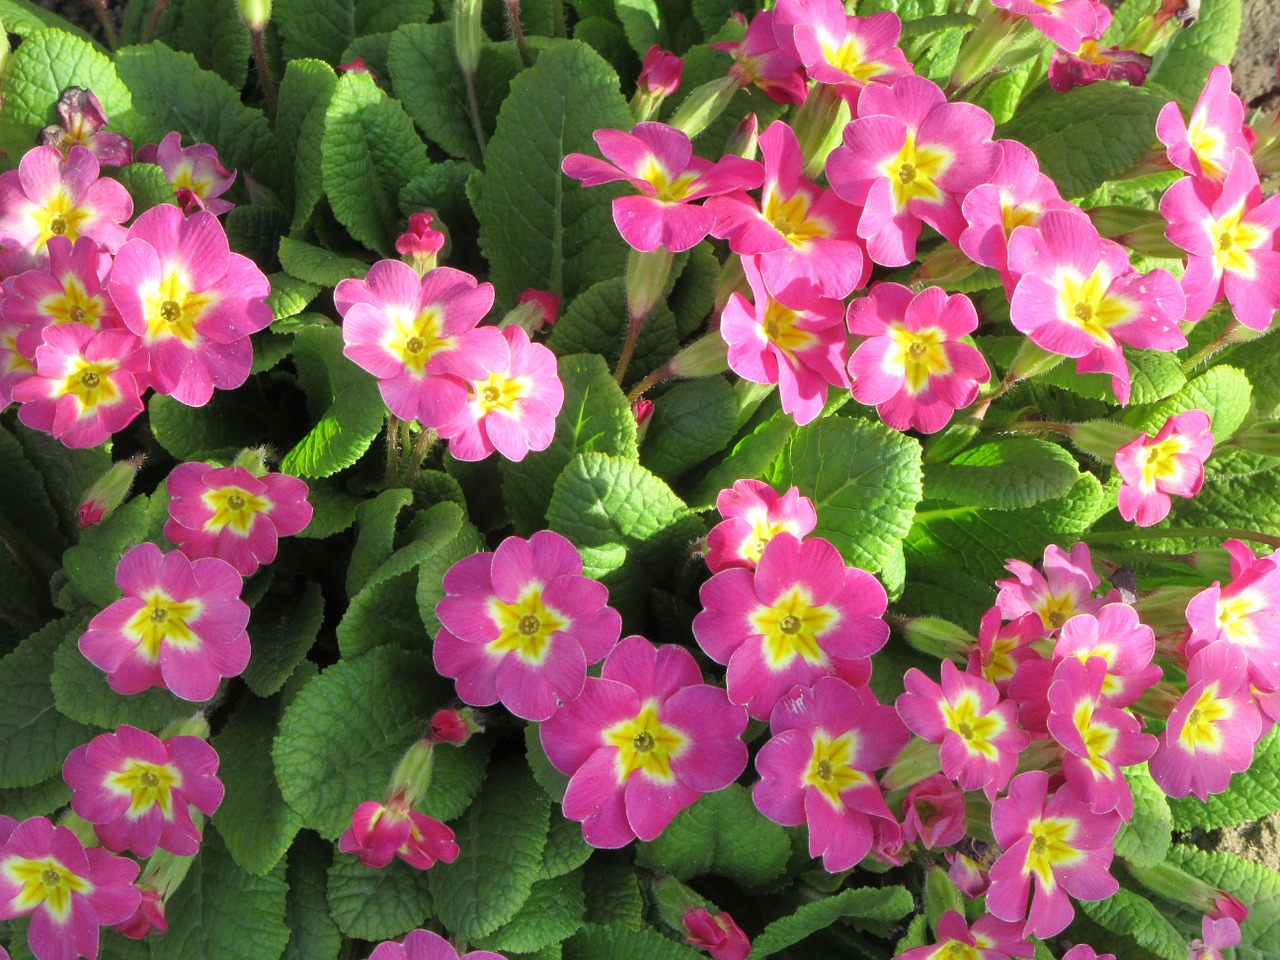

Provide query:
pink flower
left=4, top=236, right=122, bottom=358
left=338, top=799, right=460, bottom=870
left=1155, top=65, right=1251, bottom=182
left=561, top=122, right=763, bottom=252
left=434, top=531, right=621, bottom=721
left=948, top=851, right=991, bottom=898
left=773, top=0, right=912, bottom=95
left=989, top=0, right=1107, bottom=51
left=1061, top=947, right=1114, bottom=960
left=38, top=87, right=133, bottom=167
left=436, top=324, right=564, bottom=462
left=638, top=46, right=682, bottom=96
left=694, top=533, right=889, bottom=720
left=136, top=132, right=236, bottom=216
left=108, top=205, right=272, bottom=406
left=540, top=635, right=748, bottom=848
left=900, top=773, right=967, bottom=849
left=428, top=709, right=474, bottom=745
left=968, top=607, right=1043, bottom=694
left=707, top=120, right=867, bottom=298
left=63, top=724, right=223, bottom=857
left=514, top=288, right=559, bottom=331
left=847, top=283, right=990, bottom=433
left=682, top=908, right=750, bottom=960
left=719, top=255, right=849, bottom=427
left=995, top=543, right=1104, bottom=635
left=895, top=910, right=1033, bottom=960
left=0, top=145, right=131, bottom=276
left=12, top=325, right=147, bottom=448
left=0, top=312, right=34, bottom=409
left=753, top=678, right=906, bottom=871
left=113, top=887, right=165, bottom=939
left=1185, top=539, right=1280, bottom=691
left=367, top=929, right=505, bottom=960
left=1191, top=915, right=1242, bottom=960
left=711, top=11, right=808, bottom=106
left=826, top=76, right=1000, bottom=266
left=1007, top=210, right=1186, bottom=404
left=1115, top=409, right=1214, bottom=526
left=78, top=542, right=251, bottom=701
left=337, top=261, right=506, bottom=429
left=395, top=212, right=446, bottom=264
left=1149, top=641, right=1262, bottom=800
left=705, top=479, right=817, bottom=573
left=1161, top=149, right=1280, bottom=329
left=987, top=771, right=1120, bottom=938
left=897, top=659, right=1028, bottom=799
left=0, top=816, right=140, bottom=960
left=1048, top=42, right=1151, bottom=92
left=163, top=462, right=313, bottom=576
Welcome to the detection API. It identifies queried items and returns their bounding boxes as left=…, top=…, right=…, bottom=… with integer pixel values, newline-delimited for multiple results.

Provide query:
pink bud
left=77, top=455, right=145, bottom=528
left=901, top=774, right=967, bottom=849
left=429, top=709, right=472, bottom=745
left=1209, top=893, right=1248, bottom=923
left=946, top=850, right=991, bottom=899
left=115, top=888, right=167, bottom=939
left=639, top=45, right=683, bottom=96
left=683, top=908, right=750, bottom=960
left=338, top=57, right=375, bottom=77
left=516, top=289, right=560, bottom=330
left=632, top=399, right=654, bottom=442
left=38, top=86, right=133, bottom=166
left=397, top=212, right=447, bottom=259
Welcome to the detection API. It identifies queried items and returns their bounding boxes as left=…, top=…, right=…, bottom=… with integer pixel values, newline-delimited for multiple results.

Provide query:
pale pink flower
left=136, top=132, right=236, bottom=216
left=705, top=479, right=817, bottom=573
left=63, top=724, right=223, bottom=857
left=1191, top=915, right=1242, bottom=960
left=38, top=87, right=133, bottom=167
left=968, top=607, right=1044, bottom=695
left=989, top=0, right=1107, bottom=51
left=4, top=236, right=122, bottom=358
left=994, top=542, right=1104, bottom=635
left=1184, top=539, right=1280, bottom=691
left=108, top=205, right=272, bottom=406
left=163, top=462, right=313, bottom=576
left=1115, top=409, right=1214, bottom=526
left=540, top=635, right=748, bottom=848
left=894, top=910, right=1032, bottom=960
left=78, top=542, right=250, bottom=701
left=367, top=929, right=505, bottom=960
left=682, top=908, right=750, bottom=960
left=338, top=800, right=459, bottom=871
left=772, top=0, right=912, bottom=97
left=1155, top=65, right=1251, bottom=182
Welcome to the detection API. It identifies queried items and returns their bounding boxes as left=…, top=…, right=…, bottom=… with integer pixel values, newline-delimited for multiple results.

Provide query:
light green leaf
left=1170, top=726, right=1280, bottom=831
left=268, top=273, right=321, bottom=323
left=274, top=0, right=355, bottom=62
left=688, top=400, right=794, bottom=510
left=152, top=0, right=251, bottom=89
left=641, top=377, right=738, bottom=481
left=0, top=0, right=96, bottom=40
left=430, top=759, right=551, bottom=939
left=1036, top=349, right=1186, bottom=405
left=281, top=381, right=387, bottom=479
left=566, top=923, right=703, bottom=960
left=634, top=786, right=790, bottom=890
left=346, top=487, right=415, bottom=597
left=110, top=162, right=177, bottom=211
left=414, top=515, right=487, bottom=636
left=1114, top=763, right=1172, bottom=867
left=1167, top=844, right=1280, bottom=958
left=668, top=241, right=720, bottom=338
left=321, top=72, right=431, bottom=256
left=242, top=583, right=325, bottom=698
left=278, top=238, right=369, bottom=287
left=295, top=487, right=364, bottom=540
left=750, top=887, right=914, bottom=959
left=327, top=854, right=435, bottom=940
left=1148, top=0, right=1240, bottom=108
left=923, top=438, right=1082, bottom=510
left=1128, top=365, right=1251, bottom=443
left=501, top=353, right=639, bottom=534
left=615, top=0, right=660, bottom=53
left=282, top=832, right=342, bottom=960
left=475, top=871, right=586, bottom=953
left=276, top=59, right=337, bottom=178
left=1079, top=888, right=1187, bottom=960
left=472, top=40, right=632, bottom=305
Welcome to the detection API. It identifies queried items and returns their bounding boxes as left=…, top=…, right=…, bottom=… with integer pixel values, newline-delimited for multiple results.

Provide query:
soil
left=1192, top=811, right=1280, bottom=872
left=1235, top=0, right=1280, bottom=109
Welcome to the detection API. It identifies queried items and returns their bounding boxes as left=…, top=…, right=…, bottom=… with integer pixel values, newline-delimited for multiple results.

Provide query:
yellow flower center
left=802, top=731, right=868, bottom=809
left=819, top=33, right=893, bottom=82
left=882, top=133, right=951, bottom=210
left=637, top=158, right=699, bottom=203
left=762, top=191, right=826, bottom=248
left=1024, top=817, right=1081, bottom=887
left=60, top=358, right=118, bottom=413
left=1179, top=682, right=1232, bottom=752
left=760, top=301, right=816, bottom=360
left=1055, top=270, right=1135, bottom=344
left=603, top=701, right=687, bottom=783
left=1138, top=434, right=1190, bottom=492
left=201, top=485, right=270, bottom=535
left=126, top=592, right=202, bottom=660
left=386, top=306, right=452, bottom=374
left=1218, top=592, right=1263, bottom=645
left=487, top=586, right=568, bottom=664
left=749, top=586, right=839, bottom=668
left=1186, top=112, right=1226, bottom=179
left=4, top=857, right=91, bottom=922
left=32, top=192, right=92, bottom=248
left=941, top=692, right=1003, bottom=759
left=1210, top=202, right=1269, bottom=277
left=143, top=271, right=213, bottom=345
left=105, top=759, right=181, bottom=817
left=473, top=372, right=526, bottom=415
left=1072, top=701, right=1118, bottom=776
left=886, top=324, right=951, bottom=394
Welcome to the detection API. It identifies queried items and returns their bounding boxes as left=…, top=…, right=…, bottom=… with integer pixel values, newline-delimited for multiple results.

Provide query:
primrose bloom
left=561, top=122, right=762, bottom=252
left=78, top=542, right=250, bottom=701
left=987, top=771, right=1121, bottom=938
left=1185, top=539, right=1280, bottom=691
left=1149, top=641, right=1262, bottom=800
left=4, top=236, right=121, bottom=358
left=38, top=87, right=133, bottom=167
left=826, top=76, right=1000, bottom=266
left=711, top=11, right=808, bottom=106
left=682, top=908, right=750, bottom=960
left=720, top=255, right=849, bottom=427
left=753, top=678, right=907, bottom=871
left=694, top=533, right=889, bottom=720
left=897, top=659, right=1028, bottom=799
left=1191, top=915, right=1242, bottom=960
left=0, top=313, right=34, bottom=409
left=136, top=132, right=236, bottom=216
left=969, top=607, right=1044, bottom=694
left=847, top=283, right=990, bottom=434
left=163, top=462, right=313, bottom=576
left=995, top=542, right=1104, bottom=636
left=1049, top=604, right=1162, bottom=709
left=1161, top=148, right=1280, bottom=329
left=367, top=929, right=505, bottom=960
left=1156, top=65, right=1251, bottom=182
left=63, top=725, right=223, bottom=858
left=338, top=800, right=459, bottom=871
left=1048, top=42, right=1151, bottom=92
left=895, top=910, right=1033, bottom=960
left=108, top=204, right=272, bottom=406
left=772, top=0, right=912, bottom=95
left=436, top=324, right=564, bottom=462
left=899, top=773, right=967, bottom=849
left=434, top=530, right=621, bottom=721
left=708, top=120, right=866, bottom=298
left=337, top=261, right=505, bottom=429
left=540, top=635, right=748, bottom=848
left=1008, top=211, right=1186, bottom=404
left=988, top=0, right=1107, bottom=52
left=1115, top=409, right=1214, bottom=526
left=0, top=144, right=131, bottom=276
left=705, top=479, right=817, bottom=573
left=0, top=816, right=140, bottom=960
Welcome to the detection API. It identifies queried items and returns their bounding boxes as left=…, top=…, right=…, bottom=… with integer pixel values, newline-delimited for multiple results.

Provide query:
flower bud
left=1064, top=419, right=1143, bottom=461
left=899, top=617, right=975, bottom=663
left=453, top=0, right=484, bottom=78
left=946, top=850, right=990, bottom=898
left=116, top=888, right=167, bottom=939
left=667, top=335, right=729, bottom=379
left=625, top=247, right=675, bottom=322
left=902, top=777, right=967, bottom=848
left=501, top=289, right=560, bottom=333
left=632, top=399, right=654, bottom=442
left=429, top=708, right=480, bottom=745
left=232, top=446, right=271, bottom=478
left=668, top=76, right=740, bottom=139
left=631, top=46, right=683, bottom=121
left=397, top=212, right=447, bottom=275
left=1006, top=338, right=1066, bottom=383
left=683, top=908, right=749, bottom=960
left=387, top=738, right=435, bottom=808
left=1088, top=205, right=1182, bottom=259
left=237, top=0, right=271, bottom=31
left=77, top=455, right=145, bottom=528
left=881, top=736, right=942, bottom=793
left=723, top=113, right=759, bottom=160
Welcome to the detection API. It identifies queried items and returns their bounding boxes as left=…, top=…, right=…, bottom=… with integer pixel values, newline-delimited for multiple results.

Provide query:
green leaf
left=1167, top=845, right=1280, bottom=957
left=152, top=830, right=290, bottom=960
left=1128, top=365, right=1251, bottom=443
left=415, top=515, right=488, bottom=636
left=289, top=76, right=337, bottom=236
left=546, top=452, right=704, bottom=621
left=923, top=439, right=1082, bottom=510
left=321, top=72, right=431, bottom=256
left=540, top=814, right=593, bottom=880
left=267, top=273, right=321, bottom=323
left=0, top=425, right=63, bottom=632
left=115, top=42, right=284, bottom=197
left=501, top=354, right=639, bottom=534
left=548, top=278, right=682, bottom=383
left=1148, top=0, right=1240, bottom=108
left=152, top=0, right=251, bottom=89
left=111, top=162, right=178, bottom=212
left=566, top=923, right=703, bottom=960
left=1078, top=888, right=1187, bottom=960
left=61, top=496, right=150, bottom=608
left=275, top=0, right=355, bottom=62
left=0, top=619, right=94, bottom=788
left=475, top=871, right=586, bottom=953
left=996, top=83, right=1167, bottom=200
left=149, top=392, right=275, bottom=463
left=282, top=832, right=342, bottom=960
left=273, top=647, right=453, bottom=838
left=387, top=25, right=523, bottom=166
left=278, top=238, right=369, bottom=287
left=1170, top=726, right=1280, bottom=831
left=399, top=159, right=479, bottom=236
left=749, top=886, right=914, bottom=959
left=1114, top=763, right=1172, bottom=867
left=9, top=427, right=109, bottom=546
left=430, top=759, right=551, bottom=939
left=277, top=59, right=337, bottom=176
left=421, top=735, right=492, bottom=824
left=0, top=29, right=132, bottom=160
left=472, top=40, right=632, bottom=305
left=641, top=377, right=738, bottom=482
left=346, top=487, right=415, bottom=596
left=525, top=723, right=569, bottom=803
left=282, top=380, right=387, bottom=479
left=0, top=772, right=70, bottom=821
left=242, top=583, right=325, bottom=698
left=581, top=862, right=643, bottom=930
left=615, top=0, right=660, bottom=53
left=296, top=487, right=364, bottom=540
left=1035, top=349, right=1186, bottom=405
left=0, top=0, right=96, bottom=40
left=327, top=854, right=435, bottom=940
left=923, top=866, right=965, bottom=935
left=212, top=695, right=304, bottom=877
left=688, top=400, right=794, bottom=510
left=770, top=416, right=923, bottom=594
left=635, top=786, right=790, bottom=890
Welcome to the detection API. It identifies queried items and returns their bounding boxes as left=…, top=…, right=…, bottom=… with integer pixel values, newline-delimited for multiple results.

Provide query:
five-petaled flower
left=1114, top=409, right=1214, bottom=526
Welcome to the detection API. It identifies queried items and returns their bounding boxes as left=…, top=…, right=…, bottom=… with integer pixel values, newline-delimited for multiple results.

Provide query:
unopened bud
left=723, top=113, right=759, bottom=160
left=682, top=907, right=749, bottom=960
left=631, top=47, right=683, bottom=122
left=625, top=247, right=675, bottom=321
left=667, top=335, right=729, bottom=379
left=712, top=255, right=748, bottom=316
left=913, top=243, right=982, bottom=287
left=397, top=212, right=447, bottom=275
left=77, top=455, right=145, bottom=528
left=453, top=0, right=484, bottom=78
left=668, top=76, right=739, bottom=139
left=237, top=0, right=271, bottom=31
left=429, top=708, right=480, bottom=745
left=1088, top=205, right=1182, bottom=259
left=1006, top=339, right=1066, bottom=383
left=632, top=399, right=654, bottom=442
left=1065, top=419, right=1144, bottom=461
left=501, top=289, right=559, bottom=333
left=387, top=738, right=435, bottom=808
left=233, top=446, right=271, bottom=478
left=881, top=736, right=942, bottom=793
left=899, top=617, right=975, bottom=662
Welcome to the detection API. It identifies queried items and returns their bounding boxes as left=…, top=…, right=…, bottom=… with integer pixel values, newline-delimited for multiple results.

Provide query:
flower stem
left=385, top=415, right=402, bottom=489
left=1082, top=526, right=1280, bottom=549
left=250, top=26, right=278, bottom=121
left=90, top=0, right=120, bottom=51
left=466, top=73, right=487, bottom=159
left=142, top=0, right=171, bottom=43
left=626, top=365, right=670, bottom=403
left=402, top=427, right=438, bottom=482
left=614, top=310, right=648, bottom=384
left=1181, top=319, right=1240, bottom=373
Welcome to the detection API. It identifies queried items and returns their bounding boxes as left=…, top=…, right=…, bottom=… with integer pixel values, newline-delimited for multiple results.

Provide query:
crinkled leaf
left=0, top=772, right=71, bottom=821
left=1170, top=726, right=1280, bottom=831
left=61, top=496, right=150, bottom=608
left=399, top=160, right=479, bottom=240
left=0, top=426, right=62, bottom=633
left=0, top=0, right=96, bottom=39
left=275, top=0, right=355, bottom=62
left=688, top=399, right=794, bottom=510
left=567, top=923, right=704, bottom=960
left=525, top=723, right=570, bottom=803
left=1114, top=763, right=1172, bottom=867
left=296, top=488, right=364, bottom=540
left=923, top=438, right=1081, bottom=510
left=581, top=862, right=643, bottom=931
left=267, top=272, right=321, bottom=324
left=1036, top=349, right=1186, bottom=405
left=429, top=759, right=551, bottom=939
left=502, top=353, right=639, bottom=535
left=540, top=814, right=593, bottom=880
left=1078, top=888, right=1187, bottom=960
left=277, top=59, right=337, bottom=177
left=635, top=786, right=790, bottom=890
left=242, top=583, right=325, bottom=697
left=149, top=392, right=276, bottom=463
left=151, top=0, right=251, bottom=89
left=321, top=72, right=431, bottom=256
left=615, top=0, right=660, bottom=53
left=278, top=238, right=369, bottom=288
left=548, top=278, right=682, bottom=385
left=472, top=40, right=632, bottom=306
left=476, top=871, right=586, bottom=953
left=110, top=162, right=178, bottom=212
left=750, top=886, right=914, bottom=959
left=346, top=487, right=415, bottom=596
left=282, top=380, right=388, bottom=479
left=1148, top=0, right=1240, bottom=108
left=641, top=376, right=738, bottom=482
left=282, top=832, right=342, bottom=960
left=668, top=242, right=719, bottom=338
left=415, top=516, right=487, bottom=636
left=327, top=854, right=435, bottom=941
left=1128, top=365, right=1251, bottom=443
